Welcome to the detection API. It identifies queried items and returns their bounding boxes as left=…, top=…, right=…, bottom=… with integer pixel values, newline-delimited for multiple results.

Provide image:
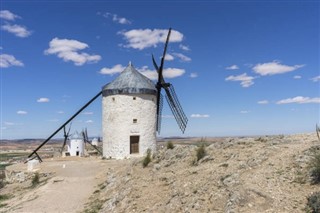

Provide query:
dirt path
left=2, top=158, right=118, bottom=213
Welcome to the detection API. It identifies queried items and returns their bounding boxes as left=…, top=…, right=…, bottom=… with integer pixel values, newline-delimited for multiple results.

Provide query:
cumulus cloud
left=257, top=100, right=269, bottom=104
left=253, top=61, right=304, bottom=76
left=179, top=44, right=190, bottom=51
left=0, top=10, right=20, bottom=21
left=311, top=75, right=320, bottom=82
left=44, top=38, right=101, bottom=66
left=164, top=53, right=174, bottom=61
left=37, top=97, right=50, bottom=103
left=17, top=110, right=27, bottom=115
left=276, top=96, right=320, bottom=104
left=293, top=75, right=302, bottom=79
left=1, top=24, right=31, bottom=38
left=191, top=114, right=210, bottom=118
left=57, top=111, right=64, bottom=114
left=86, top=120, right=93, bottom=123
left=119, top=29, right=183, bottom=50
left=189, top=72, right=198, bottom=78
left=226, top=65, right=239, bottom=70
left=172, top=53, right=191, bottom=62
left=138, top=66, right=185, bottom=80
left=225, top=73, right=255, bottom=88
left=99, top=64, right=125, bottom=75
left=0, top=54, right=24, bottom=68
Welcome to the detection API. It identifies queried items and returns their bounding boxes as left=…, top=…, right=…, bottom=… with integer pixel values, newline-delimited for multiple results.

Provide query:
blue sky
left=1, top=1, right=319, bottom=139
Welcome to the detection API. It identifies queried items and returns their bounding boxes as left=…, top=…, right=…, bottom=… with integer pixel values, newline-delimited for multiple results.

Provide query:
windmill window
left=133, top=97, right=136, bottom=100
left=112, top=97, right=115, bottom=101
left=133, top=119, right=137, bottom=123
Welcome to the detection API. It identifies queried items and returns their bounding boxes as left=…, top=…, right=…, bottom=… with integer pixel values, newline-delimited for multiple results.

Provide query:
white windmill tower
left=102, top=62, right=157, bottom=159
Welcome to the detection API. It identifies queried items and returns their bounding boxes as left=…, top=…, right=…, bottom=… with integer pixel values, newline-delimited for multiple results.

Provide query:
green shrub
left=142, top=149, right=152, bottom=168
left=306, top=192, right=320, bottom=213
left=196, top=144, right=206, bottom=161
left=31, top=172, right=40, bottom=187
left=166, top=141, right=174, bottom=149
left=309, top=153, right=320, bottom=184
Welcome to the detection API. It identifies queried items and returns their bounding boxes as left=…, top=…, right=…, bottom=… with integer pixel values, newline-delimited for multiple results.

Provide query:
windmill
left=27, top=27, right=187, bottom=161
left=60, top=123, right=72, bottom=155
left=81, top=128, right=102, bottom=155
left=152, top=28, right=188, bottom=134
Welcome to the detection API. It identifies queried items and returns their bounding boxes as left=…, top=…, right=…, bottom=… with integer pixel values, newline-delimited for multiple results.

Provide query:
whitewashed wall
left=102, top=93, right=157, bottom=159
left=67, top=139, right=84, bottom=156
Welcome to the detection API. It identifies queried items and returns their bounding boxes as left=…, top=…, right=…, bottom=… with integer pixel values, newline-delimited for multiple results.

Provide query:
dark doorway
left=76, top=151, right=79, bottom=156
left=130, top=136, right=139, bottom=154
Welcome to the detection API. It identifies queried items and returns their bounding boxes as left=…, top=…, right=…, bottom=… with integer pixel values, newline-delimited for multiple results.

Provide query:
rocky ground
left=1, top=133, right=320, bottom=213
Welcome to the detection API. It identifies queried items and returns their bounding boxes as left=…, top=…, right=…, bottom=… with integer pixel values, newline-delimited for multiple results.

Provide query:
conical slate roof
left=102, top=63, right=157, bottom=96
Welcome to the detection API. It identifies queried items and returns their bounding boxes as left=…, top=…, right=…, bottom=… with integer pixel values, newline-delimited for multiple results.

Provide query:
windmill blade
left=85, top=128, right=89, bottom=142
left=164, top=86, right=188, bottom=133
left=156, top=93, right=163, bottom=133
left=152, top=54, right=159, bottom=71
left=158, top=28, right=172, bottom=75
left=60, top=125, right=69, bottom=154
left=168, top=85, right=188, bottom=123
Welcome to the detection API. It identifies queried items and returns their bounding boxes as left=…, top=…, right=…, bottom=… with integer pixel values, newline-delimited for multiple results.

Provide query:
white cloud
left=57, top=111, right=64, bottom=114
left=190, top=72, right=198, bottom=78
left=179, top=44, right=190, bottom=51
left=257, top=100, right=269, bottom=104
left=191, top=114, right=210, bottom=118
left=276, top=96, right=320, bottom=104
left=226, top=65, right=239, bottom=70
left=240, top=110, right=249, bottom=114
left=37, top=97, right=50, bottom=103
left=0, top=54, right=24, bottom=68
left=164, top=53, right=174, bottom=61
left=253, top=61, right=304, bottom=76
left=102, top=12, right=131, bottom=24
left=0, top=10, right=20, bottom=21
left=82, top=111, right=93, bottom=115
left=139, top=66, right=185, bottom=80
left=225, top=73, right=255, bottom=88
left=172, top=53, right=191, bottom=62
left=86, top=120, right=93, bottom=123
left=1, top=24, right=31, bottom=38
left=119, top=28, right=183, bottom=50
left=17, top=110, right=27, bottom=115
left=99, top=64, right=125, bottom=75
left=311, top=76, right=320, bottom=82
left=293, top=75, right=302, bottom=79
left=44, top=38, right=101, bottom=66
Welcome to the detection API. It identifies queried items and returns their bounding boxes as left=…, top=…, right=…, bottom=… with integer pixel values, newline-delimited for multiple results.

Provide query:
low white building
left=102, top=63, right=157, bottom=159
left=67, top=131, right=84, bottom=156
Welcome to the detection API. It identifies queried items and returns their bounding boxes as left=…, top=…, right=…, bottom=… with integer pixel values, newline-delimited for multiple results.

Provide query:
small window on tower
left=133, top=119, right=137, bottom=123
left=133, top=97, right=136, bottom=100
left=112, top=97, right=115, bottom=101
